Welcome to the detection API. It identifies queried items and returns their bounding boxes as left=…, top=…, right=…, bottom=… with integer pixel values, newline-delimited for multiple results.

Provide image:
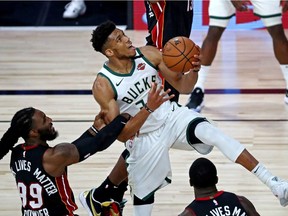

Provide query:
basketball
left=162, top=36, right=200, bottom=73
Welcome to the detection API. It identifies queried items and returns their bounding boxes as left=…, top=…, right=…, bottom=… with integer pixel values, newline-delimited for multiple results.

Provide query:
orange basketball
left=162, top=36, right=200, bottom=73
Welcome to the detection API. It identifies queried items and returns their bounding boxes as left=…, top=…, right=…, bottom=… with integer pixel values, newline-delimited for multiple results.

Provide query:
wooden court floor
left=0, top=28, right=288, bottom=215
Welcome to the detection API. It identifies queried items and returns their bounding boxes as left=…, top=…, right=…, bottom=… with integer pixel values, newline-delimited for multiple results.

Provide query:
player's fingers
left=155, top=84, right=164, bottom=95
left=160, top=88, right=171, bottom=98
left=163, top=94, right=175, bottom=102
left=149, top=82, right=156, bottom=93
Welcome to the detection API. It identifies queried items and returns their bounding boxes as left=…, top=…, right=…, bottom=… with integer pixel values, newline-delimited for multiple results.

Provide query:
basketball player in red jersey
left=0, top=108, right=129, bottom=216
left=145, top=0, right=194, bottom=102
left=179, top=158, right=260, bottom=216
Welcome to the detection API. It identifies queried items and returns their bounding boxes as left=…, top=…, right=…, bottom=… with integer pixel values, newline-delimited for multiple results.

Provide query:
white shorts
left=209, top=0, right=282, bottom=27
left=125, top=104, right=214, bottom=199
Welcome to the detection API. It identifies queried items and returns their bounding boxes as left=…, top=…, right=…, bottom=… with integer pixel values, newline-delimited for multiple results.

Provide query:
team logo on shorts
left=137, top=63, right=146, bottom=70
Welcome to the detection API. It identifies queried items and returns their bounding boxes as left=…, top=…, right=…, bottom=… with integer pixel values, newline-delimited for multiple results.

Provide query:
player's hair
left=0, top=107, right=35, bottom=160
left=189, top=157, right=218, bottom=188
left=91, top=20, right=116, bottom=52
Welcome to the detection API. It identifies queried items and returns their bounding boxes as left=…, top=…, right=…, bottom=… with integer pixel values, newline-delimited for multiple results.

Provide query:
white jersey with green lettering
left=98, top=48, right=214, bottom=199
left=98, top=48, right=172, bottom=134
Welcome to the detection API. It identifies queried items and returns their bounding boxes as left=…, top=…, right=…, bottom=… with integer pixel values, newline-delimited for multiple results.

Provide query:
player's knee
left=187, top=117, right=208, bottom=145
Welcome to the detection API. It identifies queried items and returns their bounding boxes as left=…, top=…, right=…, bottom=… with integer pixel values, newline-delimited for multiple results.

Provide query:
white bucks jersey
left=98, top=48, right=172, bottom=134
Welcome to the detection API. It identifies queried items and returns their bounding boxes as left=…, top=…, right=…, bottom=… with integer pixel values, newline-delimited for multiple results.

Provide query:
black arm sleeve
left=72, top=114, right=128, bottom=162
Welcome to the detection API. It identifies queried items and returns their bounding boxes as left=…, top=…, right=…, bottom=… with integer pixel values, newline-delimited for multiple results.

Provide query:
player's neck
left=194, top=186, right=218, bottom=199
left=106, top=59, right=133, bottom=74
left=25, top=138, right=48, bottom=147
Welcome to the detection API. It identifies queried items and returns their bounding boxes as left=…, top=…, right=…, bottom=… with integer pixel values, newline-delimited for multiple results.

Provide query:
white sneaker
left=63, top=0, right=86, bottom=19
left=269, top=176, right=288, bottom=207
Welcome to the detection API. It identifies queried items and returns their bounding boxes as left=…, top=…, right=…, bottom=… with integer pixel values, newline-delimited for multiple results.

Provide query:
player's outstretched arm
left=42, top=114, right=129, bottom=177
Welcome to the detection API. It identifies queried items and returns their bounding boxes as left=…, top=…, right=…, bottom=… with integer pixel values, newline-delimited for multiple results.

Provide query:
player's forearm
left=118, top=108, right=151, bottom=142
left=73, top=114, right=128, bottom=161
left=177, top=70, right=198, bottom=94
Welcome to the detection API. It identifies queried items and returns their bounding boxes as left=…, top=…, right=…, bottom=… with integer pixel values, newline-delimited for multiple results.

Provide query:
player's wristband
left=143, top=103, right=154, bottom=113
left=73, top=115, right=128, bottom=162
left=90, top=125, right=99, bottom=134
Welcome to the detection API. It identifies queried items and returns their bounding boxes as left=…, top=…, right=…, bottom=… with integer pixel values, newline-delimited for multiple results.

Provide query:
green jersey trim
left=136, top=48, right=158, bottom=70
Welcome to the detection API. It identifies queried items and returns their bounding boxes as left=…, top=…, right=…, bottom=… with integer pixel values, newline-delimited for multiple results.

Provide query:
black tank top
left=186, top=191, right=248, bottom=216
left=10, top=144, right=77, bottom=216
left=145, top=0, right=193, bottom=49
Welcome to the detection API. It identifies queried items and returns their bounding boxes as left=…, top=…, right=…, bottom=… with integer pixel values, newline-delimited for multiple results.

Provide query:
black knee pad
left=187, top=117, right=208, bottom=145
left=133, top=194, right=154, bottom=205
left=121, top=149, right=129, bottom=159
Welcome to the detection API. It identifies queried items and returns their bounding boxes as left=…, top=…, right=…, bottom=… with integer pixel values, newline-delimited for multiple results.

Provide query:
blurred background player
left=187, top=0, right=288, bottom=112
left=145, top=0, right=194, bottom=102
left=63, top=0, right=86, bottom=19
left=179, top=157, right=260, bottom=216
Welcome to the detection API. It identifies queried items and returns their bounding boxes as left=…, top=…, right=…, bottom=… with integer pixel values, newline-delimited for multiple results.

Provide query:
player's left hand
left=192, top=45, right=201, bottom=72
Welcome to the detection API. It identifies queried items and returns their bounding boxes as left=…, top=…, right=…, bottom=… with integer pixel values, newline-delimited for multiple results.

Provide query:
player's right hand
left=231, top=0, right=248, bottom=11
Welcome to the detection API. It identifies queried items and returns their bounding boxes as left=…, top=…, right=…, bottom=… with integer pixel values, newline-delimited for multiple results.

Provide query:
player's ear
left=105, top=48, right=114, bottom=57
left=29, top=129, right=38, bottom=138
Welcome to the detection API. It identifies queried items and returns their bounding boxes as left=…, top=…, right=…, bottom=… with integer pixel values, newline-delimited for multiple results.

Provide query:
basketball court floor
left=0, top=27, right=288, bottom=215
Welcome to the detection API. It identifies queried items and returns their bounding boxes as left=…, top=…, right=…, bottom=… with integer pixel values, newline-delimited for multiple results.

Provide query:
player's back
left=10, top=144, right=77, bottom=216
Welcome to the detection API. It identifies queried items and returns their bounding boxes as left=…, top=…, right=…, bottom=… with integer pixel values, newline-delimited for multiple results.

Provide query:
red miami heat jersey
left=145, top=0, right=193, bottom=49
left=10, top=144, right=77, bottom=216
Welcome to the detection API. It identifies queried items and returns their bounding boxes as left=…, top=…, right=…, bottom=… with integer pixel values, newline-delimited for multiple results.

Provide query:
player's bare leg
left=267, top=24, right=288, bottom=104
left=186, top=26, right=225, bottom=112
left=194, top=121, right=288, bottom=207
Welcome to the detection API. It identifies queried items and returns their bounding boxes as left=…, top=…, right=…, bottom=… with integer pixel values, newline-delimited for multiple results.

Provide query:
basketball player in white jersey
left=188, top=0, right=288, bottom=112
left=79, top=20, right=288, bottom=216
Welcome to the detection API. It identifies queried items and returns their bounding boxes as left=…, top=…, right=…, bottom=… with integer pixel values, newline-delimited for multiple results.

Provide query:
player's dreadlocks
left=0, top=107, right=35, bottom=160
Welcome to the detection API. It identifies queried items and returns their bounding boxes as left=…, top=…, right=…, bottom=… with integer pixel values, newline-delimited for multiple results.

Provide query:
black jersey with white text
left=186, top=191, right=248, bottom=216
left=10, top=144, right=77, bottom=216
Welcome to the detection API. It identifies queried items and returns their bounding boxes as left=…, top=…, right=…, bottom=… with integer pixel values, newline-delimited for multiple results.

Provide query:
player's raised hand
left=146, top=82, right=174, bottom=111
left=231, top=0, right=248, bottom=11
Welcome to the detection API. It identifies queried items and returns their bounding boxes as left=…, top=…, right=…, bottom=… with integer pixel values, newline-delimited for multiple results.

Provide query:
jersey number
left=18, top=182, right=43, bottom=208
